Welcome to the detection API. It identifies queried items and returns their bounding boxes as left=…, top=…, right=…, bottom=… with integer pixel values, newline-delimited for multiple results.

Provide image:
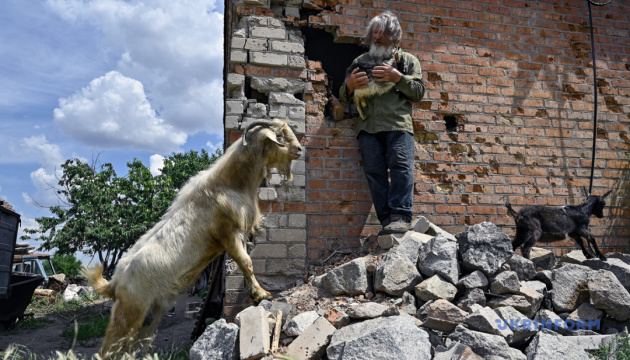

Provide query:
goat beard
left=265, top=162, right=294, bottom=182
left=369, top=43, right=395, bottom=60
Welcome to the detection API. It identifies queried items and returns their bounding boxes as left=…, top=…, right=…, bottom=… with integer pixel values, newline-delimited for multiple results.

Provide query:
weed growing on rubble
left=593, top=332, right=630, bottom=360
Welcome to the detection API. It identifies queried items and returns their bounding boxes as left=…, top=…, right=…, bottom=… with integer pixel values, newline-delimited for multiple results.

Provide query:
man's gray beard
left=369, top=43, right=394, bottom=59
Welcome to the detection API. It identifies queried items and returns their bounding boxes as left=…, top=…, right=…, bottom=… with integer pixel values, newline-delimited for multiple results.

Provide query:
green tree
left=51, top=252, right=83, bottom=277
left=23, top=148, right=221, bottom=277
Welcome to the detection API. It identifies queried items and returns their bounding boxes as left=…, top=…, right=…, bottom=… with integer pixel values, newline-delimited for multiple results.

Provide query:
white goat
left=83, top=119, right=302, bottom=357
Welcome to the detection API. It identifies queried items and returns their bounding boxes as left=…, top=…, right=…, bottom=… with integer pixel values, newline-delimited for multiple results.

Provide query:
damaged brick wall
left=224, top=0, right=630, bottom=317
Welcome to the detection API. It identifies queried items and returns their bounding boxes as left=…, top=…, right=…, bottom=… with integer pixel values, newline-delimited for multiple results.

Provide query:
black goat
left=345, top=53, right=408, bottom=120
left=505, top=190, right=612, bottom=261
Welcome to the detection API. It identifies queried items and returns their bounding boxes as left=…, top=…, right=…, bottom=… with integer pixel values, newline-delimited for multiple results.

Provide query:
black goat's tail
left=505, top=201, right=521, bottom=226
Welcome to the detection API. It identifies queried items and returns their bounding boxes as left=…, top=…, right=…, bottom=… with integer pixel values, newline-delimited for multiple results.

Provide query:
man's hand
left=346, top=68, right=369, bottom=95
left=373, top=64, right=402, bottom=83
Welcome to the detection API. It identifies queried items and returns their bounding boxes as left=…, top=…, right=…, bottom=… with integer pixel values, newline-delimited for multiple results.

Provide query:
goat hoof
left=599, top=255, right=607, bottom=261
left=252, top=290, right=272, bottom=304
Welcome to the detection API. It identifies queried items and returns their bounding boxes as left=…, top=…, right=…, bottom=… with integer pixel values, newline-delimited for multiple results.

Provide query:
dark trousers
left=358, top=131, right=415, bottom=225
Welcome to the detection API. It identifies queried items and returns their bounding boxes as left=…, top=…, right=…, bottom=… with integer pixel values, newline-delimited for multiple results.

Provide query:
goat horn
left=242, top=121, right=274, bottom=146
left=582, top=186, right=589, bottom=197
left=602, top=190, right=612, bottom=199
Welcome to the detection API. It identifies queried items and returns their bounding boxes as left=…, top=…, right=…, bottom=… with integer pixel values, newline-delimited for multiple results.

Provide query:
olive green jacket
left=339, top=48, right=425, bottom=135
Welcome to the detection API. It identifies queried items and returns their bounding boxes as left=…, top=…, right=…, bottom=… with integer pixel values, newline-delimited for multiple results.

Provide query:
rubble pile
left=191, top=218, right=630, bottom=360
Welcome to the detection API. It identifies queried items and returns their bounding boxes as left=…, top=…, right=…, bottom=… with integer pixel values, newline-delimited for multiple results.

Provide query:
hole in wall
left=244, top=77, right=269, bottom=105
left=301, top=27, right=365, bottom=98
left=444, top=115, right=458, bottom=132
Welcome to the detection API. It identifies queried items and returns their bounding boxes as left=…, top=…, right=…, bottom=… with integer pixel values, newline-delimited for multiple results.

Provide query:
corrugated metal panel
left=0, top=206, right=20, bottom=299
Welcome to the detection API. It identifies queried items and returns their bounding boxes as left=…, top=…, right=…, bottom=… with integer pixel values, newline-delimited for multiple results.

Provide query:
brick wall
left=224, top=0, right=630, bottom=318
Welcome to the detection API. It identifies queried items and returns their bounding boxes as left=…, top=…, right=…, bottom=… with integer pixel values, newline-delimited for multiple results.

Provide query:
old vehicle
left=0, top=204, right=44, bottom=328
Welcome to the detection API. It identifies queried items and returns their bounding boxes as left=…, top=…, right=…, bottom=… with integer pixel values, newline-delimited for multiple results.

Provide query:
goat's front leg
left=573, top=236, right=595, bottom=259
left=226, top=235, right=272, bottom=303
left=580, top=230, right=607, bottom=261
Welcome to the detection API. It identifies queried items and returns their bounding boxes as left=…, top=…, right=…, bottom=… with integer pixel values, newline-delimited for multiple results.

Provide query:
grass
left=2, top=290, right=192, bottom=360
left=1, top=344, right=191, bottom=360
left=61, top=316, right=109, bottom=346
left=593, top=332, right=630, bottom=360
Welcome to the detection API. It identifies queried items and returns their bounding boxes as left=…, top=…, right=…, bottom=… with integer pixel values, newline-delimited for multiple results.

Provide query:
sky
left=0, top=0, right=225, bottom=254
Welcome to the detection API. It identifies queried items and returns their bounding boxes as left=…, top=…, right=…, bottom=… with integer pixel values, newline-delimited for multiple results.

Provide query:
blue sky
left=0, top=0, right=224, bottom=249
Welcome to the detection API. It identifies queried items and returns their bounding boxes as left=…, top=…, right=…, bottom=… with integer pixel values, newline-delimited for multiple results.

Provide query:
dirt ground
left=0, top=293, right=200, bottom=358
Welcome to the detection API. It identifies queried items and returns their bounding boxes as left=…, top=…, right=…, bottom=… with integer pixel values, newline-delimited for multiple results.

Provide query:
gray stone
left=457, top=222, right=514, bottom=276
left=558, top=250, right=587, bottom=265
left=400, top=291, right=417, bottom=316
left=583, top=258, right=630, bottom=292
left=455, top=288, right=487, bottom=313
left=285, top=316, right=336, bottom=360
left=506, top=255, right=536, bottom=281
left=417, top=234, right=460, bottom=284
left=516, top=287, right=544, bottom=318
left=415, top=275, right=458, bottom=302
left=412, top=216, right=432, bottom=234
left=525, top=331, right=591, bottom=360
left=250, top=76, right=305, bottom=95
left=456, top=270, right=489, bottom=290
left=374, top=253, right=422, bottom=296
left=322, top=258, right=370, bottom=296
left=588, top=269, right=630, bottom=321
left=433, top=341, right=483, bottom=360
left=190, top=319, right=239, bottom=360
left=237, top=306, right=270, bottom=360
left=326, top=316, right=432, bottom=360
left=520, top=280, right=547, bottom=295
left=426, top=221, right=458, bottom=241
left=377, top=233, right=405, bottom=250
left=550, top=263, right=592, bottom=312
left=561, top=334, right=614, bottom=351
left=464, top=306, right=514, bottom=340
left=529, top=247, right=556, bottom=270
left=608, top=252, right=630, bottom=265
left=346, top=302, right=399, bottom=319
left=567, top=303, right=604, bottom=324
left=494, top=306, right=538, bottom=346
left=282, top=311, right=319, bottom=337
left=534, top=309, right=567, bottom=334
left=487, top=294, right=537, bottom=319
left=389, top=233, right=429, bottom=264
left=490, top=271, right=521, bottom=295
left=448, top=325, right=526, bottom=360
left=423, top=299, right=469, bottom=333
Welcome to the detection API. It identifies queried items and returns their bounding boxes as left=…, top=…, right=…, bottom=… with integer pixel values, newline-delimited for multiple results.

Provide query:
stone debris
left=189, top=216, right=628, bottom=360
left=189, top=319, right=239, bottom=360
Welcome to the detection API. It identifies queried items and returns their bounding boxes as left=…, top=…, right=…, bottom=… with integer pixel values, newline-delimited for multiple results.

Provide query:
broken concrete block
left=238, top=306, right=270, bottom=360
left=285, top=316, right=336, bottom=360
left=283, top=311, right=319, bottom=337
left=190, top=319, right=239, bottom=360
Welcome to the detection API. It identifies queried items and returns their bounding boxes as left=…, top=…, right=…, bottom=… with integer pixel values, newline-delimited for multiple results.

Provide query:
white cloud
left=47, top=0, right=224, bottom=142
left=149, top=154, right=165, bottom=176
left=54, top=71, right=188, bottom=153
left=206, top=141, right=222, bottom=153
left=19, top=135, right=65, bottom=207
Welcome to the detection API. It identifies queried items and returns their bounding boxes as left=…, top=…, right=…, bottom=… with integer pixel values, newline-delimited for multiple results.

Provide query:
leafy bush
left=593, top=332, right=630, bottom=360
left=51, top=253, right=82, bottom=277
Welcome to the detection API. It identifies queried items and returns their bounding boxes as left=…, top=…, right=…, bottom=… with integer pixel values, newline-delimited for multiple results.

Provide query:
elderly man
left=340, top=12, right=425, bottom=235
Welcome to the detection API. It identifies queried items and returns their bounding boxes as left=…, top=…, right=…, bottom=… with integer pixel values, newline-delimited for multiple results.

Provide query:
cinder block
left=287, top=55, right=306, bottom=69
left=250, top=26, right=286, bottom=39
left=231, top=37, right=246, bottom=49
left=226, top=100, right=246, bottom=115
left=258, top=187, right=278, bottom=201
left=250, top=52, right=287, bottom=67
left=270, top=41, right=305, bottom=54
left=269, top=229, right=307, bottom=243
left=244, top=38, right=268, bottom=51
left=269, top=92, right=304, bottom=105
left=250, top=243, right=287, bottom=258
left=288, top=214, right=307, bottom=228
left=231, top=50, right=248, bottom=63
left=285, top=317, right=336, bottom=360
left=238, top=306, right=271, bottom=360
